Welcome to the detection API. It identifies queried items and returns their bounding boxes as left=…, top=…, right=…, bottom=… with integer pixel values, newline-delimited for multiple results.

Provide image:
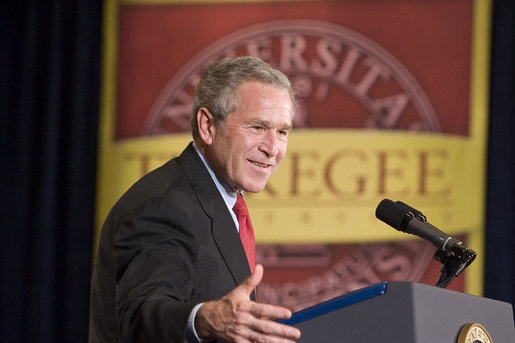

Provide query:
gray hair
left=191, top=56, right=295, bottom=139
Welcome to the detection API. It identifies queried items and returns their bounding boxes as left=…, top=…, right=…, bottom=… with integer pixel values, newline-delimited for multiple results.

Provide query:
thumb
left=239, top=264, right=264, bottom=296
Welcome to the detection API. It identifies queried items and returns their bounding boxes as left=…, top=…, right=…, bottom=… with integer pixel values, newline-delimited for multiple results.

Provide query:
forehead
left=236, top=80, right=290, bottom=97
left=234, top=81, right=294, bottom=117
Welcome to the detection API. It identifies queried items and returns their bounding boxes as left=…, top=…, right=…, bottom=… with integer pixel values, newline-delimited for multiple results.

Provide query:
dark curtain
left=0, top=0, right=513, bottom=342
left=0, top=1, right=102, bottom=342
left=484, top=0, right=515, bottom=308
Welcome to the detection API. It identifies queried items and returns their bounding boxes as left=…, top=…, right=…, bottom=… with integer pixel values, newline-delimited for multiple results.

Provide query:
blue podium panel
left=283, top=282, right=515, bottom=342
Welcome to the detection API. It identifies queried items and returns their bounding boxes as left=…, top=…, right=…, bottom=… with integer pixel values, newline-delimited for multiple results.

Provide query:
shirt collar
left=192, top=141, right=239, bottom=220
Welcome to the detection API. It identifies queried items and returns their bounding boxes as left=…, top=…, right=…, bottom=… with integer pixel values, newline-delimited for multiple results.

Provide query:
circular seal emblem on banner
left=457, top=323, right=493, bottom=343
left=144, top=19, right=441, bottom=134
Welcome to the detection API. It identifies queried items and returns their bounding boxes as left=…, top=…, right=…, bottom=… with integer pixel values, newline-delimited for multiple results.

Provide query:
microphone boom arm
left=433, top=243, right=477, bottom=288
left=396, top=200, right=477, bottom=288
left=375, top=199, right=477, bottom=289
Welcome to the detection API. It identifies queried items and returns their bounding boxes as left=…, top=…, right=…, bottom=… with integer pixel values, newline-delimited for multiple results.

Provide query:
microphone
left=375, top=199, right=460, bottom=251
left=375, top=199, right=477, bottom=288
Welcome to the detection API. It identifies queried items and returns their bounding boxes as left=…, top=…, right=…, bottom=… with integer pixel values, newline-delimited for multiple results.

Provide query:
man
left=90, top=56, right=301, bottom=342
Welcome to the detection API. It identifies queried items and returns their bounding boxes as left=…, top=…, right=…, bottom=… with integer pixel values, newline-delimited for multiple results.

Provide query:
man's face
left=203, top=81, right=293, bottom=193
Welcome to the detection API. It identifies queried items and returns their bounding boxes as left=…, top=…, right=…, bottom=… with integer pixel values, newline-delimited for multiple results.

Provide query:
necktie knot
left=233, top=194, right=249, bottom=216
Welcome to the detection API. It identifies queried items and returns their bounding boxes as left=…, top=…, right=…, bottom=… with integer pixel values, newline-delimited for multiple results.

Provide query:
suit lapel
left=177, top=143, right=251, bottom=288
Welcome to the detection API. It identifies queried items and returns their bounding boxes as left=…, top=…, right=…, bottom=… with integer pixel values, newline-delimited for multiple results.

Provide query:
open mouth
left=249, top=160, right=271, bottom=168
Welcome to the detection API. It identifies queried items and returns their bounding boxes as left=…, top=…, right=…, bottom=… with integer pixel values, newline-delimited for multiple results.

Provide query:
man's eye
left=278, top=130, right=289, bottom=137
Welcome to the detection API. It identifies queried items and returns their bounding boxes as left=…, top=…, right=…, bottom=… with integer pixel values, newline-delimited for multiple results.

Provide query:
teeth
left=252, top=161, right=267, bottom=168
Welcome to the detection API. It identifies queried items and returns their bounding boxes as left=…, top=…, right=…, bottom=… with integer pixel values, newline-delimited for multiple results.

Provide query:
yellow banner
left=96, top=0, right=491, bottom=300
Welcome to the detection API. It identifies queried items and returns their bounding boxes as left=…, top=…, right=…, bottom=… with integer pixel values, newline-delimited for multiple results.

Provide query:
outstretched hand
left=195, top=264, right=301, bottom=342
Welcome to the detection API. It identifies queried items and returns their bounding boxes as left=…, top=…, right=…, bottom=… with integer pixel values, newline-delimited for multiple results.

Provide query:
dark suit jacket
left=89, top=143, right=252, bottom=342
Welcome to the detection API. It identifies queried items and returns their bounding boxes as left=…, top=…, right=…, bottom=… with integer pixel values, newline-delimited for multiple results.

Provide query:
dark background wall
left=1, top=1, right=513, bottom=342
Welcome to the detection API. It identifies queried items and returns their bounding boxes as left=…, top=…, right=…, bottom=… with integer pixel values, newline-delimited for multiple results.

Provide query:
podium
left=280, top=282, right=514, bottom=342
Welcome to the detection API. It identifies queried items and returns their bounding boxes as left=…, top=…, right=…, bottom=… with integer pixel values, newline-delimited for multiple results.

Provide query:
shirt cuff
left=185, top=302, right=205, bottom=343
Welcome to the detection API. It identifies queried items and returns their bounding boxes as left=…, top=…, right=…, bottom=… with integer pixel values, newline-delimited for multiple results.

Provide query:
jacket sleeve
left=114, top=194, right=206, bottom=342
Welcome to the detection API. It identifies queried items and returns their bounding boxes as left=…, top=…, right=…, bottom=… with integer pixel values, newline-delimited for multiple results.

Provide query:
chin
left=243, top=186, right=265, bottom=193
left=242, top=182, right=268, bottom=193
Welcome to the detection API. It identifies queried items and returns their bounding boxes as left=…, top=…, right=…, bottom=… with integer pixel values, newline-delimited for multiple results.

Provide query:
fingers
left=219, top=310, right=300, bottom=343
left=196, top=299, right=301, bottom=342
left=249, top=315, right=301, bottom=341
left=249, top=301, right=292, bottom=320
left=196, top=264, right=301, bottom=342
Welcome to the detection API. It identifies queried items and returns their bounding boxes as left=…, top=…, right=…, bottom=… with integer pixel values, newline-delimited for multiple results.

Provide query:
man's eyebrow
left=282, top=123, right=293, bottom=131
left=249, top=119, right=271, bottom=126
left=250, top=119, right=292, bottom=130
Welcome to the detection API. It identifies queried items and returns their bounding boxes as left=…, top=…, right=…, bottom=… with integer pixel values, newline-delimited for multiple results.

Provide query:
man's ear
left=197, top=107, right=215, bottom=145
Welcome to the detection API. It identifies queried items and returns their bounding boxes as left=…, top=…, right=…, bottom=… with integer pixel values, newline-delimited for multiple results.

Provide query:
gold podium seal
left=457, top=323, right=493, bottom=343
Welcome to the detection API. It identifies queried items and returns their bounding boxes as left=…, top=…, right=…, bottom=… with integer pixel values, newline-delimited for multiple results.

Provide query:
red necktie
left=233, top=194, right=256, bottom=273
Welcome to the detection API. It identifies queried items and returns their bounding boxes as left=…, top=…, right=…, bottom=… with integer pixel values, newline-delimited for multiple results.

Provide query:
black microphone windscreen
left=375, top=199, right=408, bottom=231
left=396, top=200, right=425, bottom=219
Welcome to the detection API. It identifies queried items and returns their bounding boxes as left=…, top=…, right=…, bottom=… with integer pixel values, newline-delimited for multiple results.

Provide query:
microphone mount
left=376, top=199, right=477, bottom=288
left=433, top=240, right=477, bottom=288
left=396, top=201, right=477, bottom=288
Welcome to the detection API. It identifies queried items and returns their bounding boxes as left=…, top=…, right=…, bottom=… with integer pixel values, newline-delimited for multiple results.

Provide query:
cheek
left=275, top=142, right=288, bottom=164
left=280, top=140, right=289, bottom=156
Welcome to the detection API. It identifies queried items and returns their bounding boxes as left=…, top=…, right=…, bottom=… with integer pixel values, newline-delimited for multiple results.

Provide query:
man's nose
left=259, top=131, right=279, bottom=157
